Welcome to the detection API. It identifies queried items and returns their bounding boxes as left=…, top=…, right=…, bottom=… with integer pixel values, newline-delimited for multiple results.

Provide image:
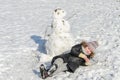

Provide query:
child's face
left=85, top=47, right=92, bottom=55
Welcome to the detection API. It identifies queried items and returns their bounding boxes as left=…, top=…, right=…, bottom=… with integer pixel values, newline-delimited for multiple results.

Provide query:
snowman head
left=53, top=8, right=66, bottom=19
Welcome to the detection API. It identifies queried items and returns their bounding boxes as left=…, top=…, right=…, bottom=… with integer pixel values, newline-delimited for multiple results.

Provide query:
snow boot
left=40, top=64, right=49, bottom=79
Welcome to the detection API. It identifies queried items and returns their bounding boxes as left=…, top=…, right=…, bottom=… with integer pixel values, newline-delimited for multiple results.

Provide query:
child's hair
left=81, top=41, right=95, bottom=58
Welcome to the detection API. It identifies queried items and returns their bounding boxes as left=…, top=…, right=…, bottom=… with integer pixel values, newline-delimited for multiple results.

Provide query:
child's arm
left=79, top=53, right=91, bottom=65
left=70, top=44, right=82, bottom=57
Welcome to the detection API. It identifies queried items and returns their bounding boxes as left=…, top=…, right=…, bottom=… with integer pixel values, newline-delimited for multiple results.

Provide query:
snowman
left=46, top=8, right=74, bottom=57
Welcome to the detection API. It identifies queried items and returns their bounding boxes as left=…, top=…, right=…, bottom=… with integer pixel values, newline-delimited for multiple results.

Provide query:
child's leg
left=48, top=58, right=67, bottom=76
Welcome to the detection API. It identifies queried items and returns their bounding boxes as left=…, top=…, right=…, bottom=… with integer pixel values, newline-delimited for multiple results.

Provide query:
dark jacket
left=51, top=43, right=91, bottom=72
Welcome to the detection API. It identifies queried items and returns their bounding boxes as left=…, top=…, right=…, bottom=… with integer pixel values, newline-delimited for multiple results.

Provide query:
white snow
left=0, top=0, right=120, bottom=80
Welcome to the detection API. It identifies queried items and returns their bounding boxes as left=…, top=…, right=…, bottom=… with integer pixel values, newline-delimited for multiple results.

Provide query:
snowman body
left=46, top=9, right=74, bottom=57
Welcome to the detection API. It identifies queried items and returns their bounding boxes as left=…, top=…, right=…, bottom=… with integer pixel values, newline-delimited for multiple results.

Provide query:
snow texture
left=0, top=0, right=120, bottom=80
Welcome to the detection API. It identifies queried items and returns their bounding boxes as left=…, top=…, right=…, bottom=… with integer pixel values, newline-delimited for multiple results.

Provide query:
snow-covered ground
left=0, top=0, right=120, bottom=80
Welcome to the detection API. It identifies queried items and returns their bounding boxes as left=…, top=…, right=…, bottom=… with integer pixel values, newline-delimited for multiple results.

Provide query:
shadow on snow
left=31, top=35, right=47, bottom=54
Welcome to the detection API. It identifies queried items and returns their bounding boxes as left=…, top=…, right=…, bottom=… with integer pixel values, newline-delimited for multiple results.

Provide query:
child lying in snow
left=40, top=41, right=99, bottom=79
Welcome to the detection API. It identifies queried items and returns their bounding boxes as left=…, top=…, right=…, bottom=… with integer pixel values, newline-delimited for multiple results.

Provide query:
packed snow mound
left=0, top=0, right=120, bottom=80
